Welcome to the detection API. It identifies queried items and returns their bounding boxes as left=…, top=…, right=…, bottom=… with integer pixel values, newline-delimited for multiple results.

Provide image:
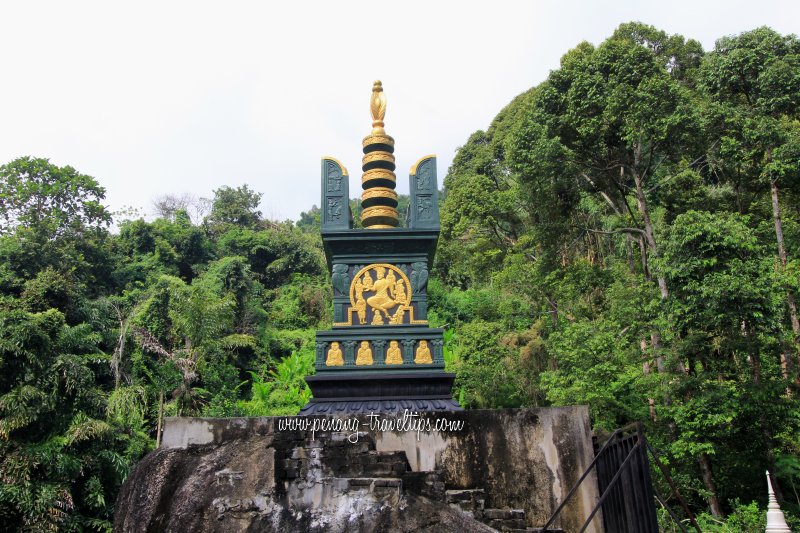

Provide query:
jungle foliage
left=1, top=23, right=799, bottom=531
left=436, top=23, right=800, bottom=529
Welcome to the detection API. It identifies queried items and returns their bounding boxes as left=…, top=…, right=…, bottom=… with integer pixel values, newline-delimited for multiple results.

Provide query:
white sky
left=1, top=1, right=798, bottom=223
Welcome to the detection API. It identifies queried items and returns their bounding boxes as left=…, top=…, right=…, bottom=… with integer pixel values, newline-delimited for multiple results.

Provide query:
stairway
left=445, top=489, right=564, bottom=532
left=279, top=432, right=563, bottom=532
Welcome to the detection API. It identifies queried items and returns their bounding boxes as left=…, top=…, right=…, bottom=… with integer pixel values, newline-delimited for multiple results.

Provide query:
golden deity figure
left=367, top=267, right=398, bottom=322
left=386, top=269, right=397, bottom=296
left=338, top=264, right=418, bottom=327
left=326, top=342, right=344, bottom=366
left=354, top=278, right=367, bottom=325
left=356, top=341, right=373, bottom=365
left=385, top=340, right=403, bottom=365
left=394, top=278, right=407, bottom=304
left=388, top=277, right=408, bottom=324
left=362, top=271, right=374, bottom=291
left=415, top=340, right=432, bottom=364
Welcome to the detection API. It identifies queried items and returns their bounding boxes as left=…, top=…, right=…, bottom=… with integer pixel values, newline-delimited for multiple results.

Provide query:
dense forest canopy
left=1, top=22, right=799, bottom=532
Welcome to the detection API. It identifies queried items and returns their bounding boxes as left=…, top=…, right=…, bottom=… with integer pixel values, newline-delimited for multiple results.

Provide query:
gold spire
left=370, top=81, right=386, bottom=135
left=361, top=80, right=399, bottom=229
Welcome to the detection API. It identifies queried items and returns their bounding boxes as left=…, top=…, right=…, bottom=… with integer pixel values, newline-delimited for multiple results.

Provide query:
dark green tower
left=300, top=81, right=460, bottom=414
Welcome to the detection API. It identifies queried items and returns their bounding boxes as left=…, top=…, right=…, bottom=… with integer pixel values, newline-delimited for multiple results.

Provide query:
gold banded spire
left=360, top=80, right=399, bottom=229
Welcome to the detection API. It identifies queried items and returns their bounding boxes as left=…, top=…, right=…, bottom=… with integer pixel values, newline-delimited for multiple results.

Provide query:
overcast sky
left=1, top=1, right=798, bottom=223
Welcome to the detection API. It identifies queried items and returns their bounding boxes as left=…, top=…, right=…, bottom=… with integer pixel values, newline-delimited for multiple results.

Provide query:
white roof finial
left=766, top=471, right=791, bottom=532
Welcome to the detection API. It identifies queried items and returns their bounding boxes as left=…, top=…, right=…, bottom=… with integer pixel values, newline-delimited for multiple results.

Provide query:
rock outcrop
left=114, top=408, right=600, bottom=532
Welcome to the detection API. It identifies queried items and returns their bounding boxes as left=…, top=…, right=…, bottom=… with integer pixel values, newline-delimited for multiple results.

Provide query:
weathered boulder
left=114, top=408, right=600, bottom=532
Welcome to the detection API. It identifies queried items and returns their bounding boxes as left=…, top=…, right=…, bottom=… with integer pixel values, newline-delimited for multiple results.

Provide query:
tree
left=658, top=210, right=789, bottom=516
left=699, top=27, right=800, bottom=372
left=205, top=185, right=263, bottom=231
left=152, top=193, right=211, bottom=224
left=438, top=90, right=534, bottom=287
left=0, top=309, right=149, bottom=530
left=0, top=157, right=111, bottom=238
left=512, top=23, right=703, bottom=300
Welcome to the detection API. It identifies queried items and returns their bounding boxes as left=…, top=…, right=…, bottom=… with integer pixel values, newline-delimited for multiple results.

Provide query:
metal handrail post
left=578, top=439, right=641, bottom=533
left=540, top=427, right=623, bottom=532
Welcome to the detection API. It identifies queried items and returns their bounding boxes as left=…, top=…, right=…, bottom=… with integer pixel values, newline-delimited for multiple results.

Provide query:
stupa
left=300, top=81, right=460, bottom=414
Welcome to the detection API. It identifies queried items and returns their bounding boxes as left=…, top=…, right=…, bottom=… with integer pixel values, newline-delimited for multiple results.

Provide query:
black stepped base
left=299, top=398, right=462, bottom=414
left=300, top=370, right=461, bottom=414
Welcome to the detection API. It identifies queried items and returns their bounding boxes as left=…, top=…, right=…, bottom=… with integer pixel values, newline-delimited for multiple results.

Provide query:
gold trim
left=361, top=206, right=399, bottom=221
left=361, top=187, right=398, bottom=202
left=362, top=152, right=395, bottom=166
left=362, top=134, right=395, bottom=148
left=321, top=156, right=349, bottom=177
left=333, top=304, right=428, bottom=327
left=361, top=169, right=396, bottom=186
left=410, top=155, right=436, bottom=175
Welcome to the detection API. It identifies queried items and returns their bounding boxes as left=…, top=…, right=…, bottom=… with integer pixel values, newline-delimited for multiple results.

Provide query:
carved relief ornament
left=334, top=263, right=427, bottom=326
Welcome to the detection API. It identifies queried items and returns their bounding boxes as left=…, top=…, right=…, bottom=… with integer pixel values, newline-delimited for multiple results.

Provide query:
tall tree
left=205, top=185, right=263, bottom=231
left=512, top=23, right=703, bottom=300
left=700, top=27, right=800, bottom=371
left=0, top=157, right=111, bottom=238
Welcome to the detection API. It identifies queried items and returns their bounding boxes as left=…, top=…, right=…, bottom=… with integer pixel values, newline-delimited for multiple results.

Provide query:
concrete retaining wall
left=116, top=407, right=601, bottom=532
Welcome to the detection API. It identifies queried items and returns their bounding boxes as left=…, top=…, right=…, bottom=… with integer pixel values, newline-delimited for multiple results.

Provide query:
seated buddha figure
left=325, top=341, right=344, bottom=366
left=415, top=340, right=432, bottom=364
left=385, top=340, right=403, bottom=365
left=356, top=341, right=373, bottom=365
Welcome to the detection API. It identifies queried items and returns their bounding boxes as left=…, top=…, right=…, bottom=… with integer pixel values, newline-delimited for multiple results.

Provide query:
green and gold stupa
left=300, top=81, right=461, bottom=414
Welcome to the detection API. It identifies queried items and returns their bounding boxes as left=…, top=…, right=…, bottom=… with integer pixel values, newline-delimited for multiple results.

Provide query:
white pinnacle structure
left=766, top=471, right=791, bottom=533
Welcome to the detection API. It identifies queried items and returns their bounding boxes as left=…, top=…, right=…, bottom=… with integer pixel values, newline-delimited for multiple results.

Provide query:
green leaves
left=542, top=317, right=641, bottom=430
left=434, top=22, right=800, bottom=522
left=700, top=27, right=800, bottom=116
left=0, top=156, right=111, bottom=238
left=205, top=184, right=263, bottom=232
left=237, top=350, right=314, bottom=416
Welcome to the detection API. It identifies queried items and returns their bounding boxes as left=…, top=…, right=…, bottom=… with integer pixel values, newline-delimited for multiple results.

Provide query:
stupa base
left=300, top=371, right=461, bottom=414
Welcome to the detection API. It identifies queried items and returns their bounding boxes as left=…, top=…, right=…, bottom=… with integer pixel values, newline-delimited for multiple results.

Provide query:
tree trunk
left=156, top=390, right=164, bottom=448
left=698, top=453, right=724, bottom=517
left=641, top=339, right=657, bottom=422
left=625, top=235, right=637, bottom=273
left=771, top=179, right=800, bottom=364
left=632, top=168, right=668, bottom=300
left=546, top=294, right=559, bottom=326
left=742, top=322, right=783, bottom=501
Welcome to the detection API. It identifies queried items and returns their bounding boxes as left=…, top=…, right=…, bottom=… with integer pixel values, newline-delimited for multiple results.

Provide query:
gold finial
left=361, top=80, right=398, bottom=229
left=370, top=80, right=386, bottom=134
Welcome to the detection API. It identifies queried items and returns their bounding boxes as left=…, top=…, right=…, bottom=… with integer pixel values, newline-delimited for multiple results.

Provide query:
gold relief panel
left=334, top=263, right=427, bottom=327
left=415, top=340, right=433, bottom=364
left=385, top=340, right=403, bottom=365
left=356, top=341, right=373, bottom=365
left=325, top=342, right=344, bottom=366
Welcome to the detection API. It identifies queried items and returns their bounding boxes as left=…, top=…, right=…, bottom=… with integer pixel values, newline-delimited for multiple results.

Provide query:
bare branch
left=580, top=226, right=647, bottom=238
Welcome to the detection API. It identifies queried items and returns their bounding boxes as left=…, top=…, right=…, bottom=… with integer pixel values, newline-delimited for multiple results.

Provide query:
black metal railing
left=540, top=423, right=702, bottom=533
